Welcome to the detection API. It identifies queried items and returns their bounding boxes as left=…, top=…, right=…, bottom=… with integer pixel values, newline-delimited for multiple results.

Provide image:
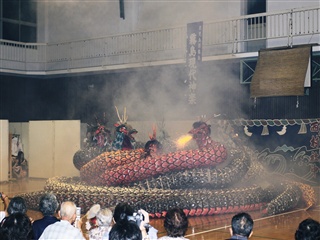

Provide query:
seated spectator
left=0, top=192, right=10, bottom=222
left=113, top=202, right=134, bottom=223
left=85, top=204, right=101, bottom=232
left=158, top=208, right=188, bottom=240
left=295, top=218, right=320, bottom=240
left=113, top=202, right=157, bottom=239
left=228, top=212, right=254, bottom=240
left=32, top=193, right=60, bottom=239
left=7, top=196, right=27, bottom=215
left=12, top=151, right=28, bottom=179
left=1, top=196, right=28, bottom=226
left=0, top=212, right=34, bottom=240
left=89, top=208, right=113, bottom=240
left=109, top=216, right=142, bottom=240
left=39, top=201, right=85, bottom=240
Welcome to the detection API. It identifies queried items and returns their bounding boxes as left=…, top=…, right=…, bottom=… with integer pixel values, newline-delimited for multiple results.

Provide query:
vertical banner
left=186, top=21, right=203, bottom=105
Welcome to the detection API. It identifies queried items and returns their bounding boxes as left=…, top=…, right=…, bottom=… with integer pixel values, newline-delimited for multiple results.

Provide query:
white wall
left=37, top=0, right=241, bottom=43
left=267, top=0, right=319, bottom=12
left=35, top=1, right=319, bottom=48
left=0, top=120, right=9, bottom=182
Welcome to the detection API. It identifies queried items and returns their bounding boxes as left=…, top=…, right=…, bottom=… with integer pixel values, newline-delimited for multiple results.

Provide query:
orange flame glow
left=176, top=134, right=193, bottom=149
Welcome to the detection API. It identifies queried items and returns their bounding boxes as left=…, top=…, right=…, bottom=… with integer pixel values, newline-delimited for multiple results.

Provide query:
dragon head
left=188, top=121, right=212, bottom=148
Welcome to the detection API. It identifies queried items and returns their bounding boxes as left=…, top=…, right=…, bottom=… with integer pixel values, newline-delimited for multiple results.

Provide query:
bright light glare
left=176, top=134, right=192, bottom=148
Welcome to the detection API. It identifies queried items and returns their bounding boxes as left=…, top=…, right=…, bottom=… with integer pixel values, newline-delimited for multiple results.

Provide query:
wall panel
left=29, top=120, right=80, bottom=178
left=53, top=120, right=80, bottom=177
left=0, top=120, right=9, bottom=182
left=29, top=121, right=54, bottom=178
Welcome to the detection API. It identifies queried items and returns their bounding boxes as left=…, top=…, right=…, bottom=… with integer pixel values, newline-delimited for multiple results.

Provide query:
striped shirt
left=39, top=220, right=85, bottom=240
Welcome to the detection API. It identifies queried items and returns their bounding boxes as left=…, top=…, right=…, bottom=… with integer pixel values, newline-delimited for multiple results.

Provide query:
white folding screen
left=29, top=120, right=80, bottom=178
left=0, top=120, right=9, bottom=182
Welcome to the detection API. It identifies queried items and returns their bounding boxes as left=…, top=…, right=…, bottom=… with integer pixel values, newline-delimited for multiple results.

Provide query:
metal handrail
left=0, top=6, right=319, bottom=75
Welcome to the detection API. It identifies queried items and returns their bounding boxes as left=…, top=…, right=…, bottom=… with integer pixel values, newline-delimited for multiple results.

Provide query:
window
left=247, top=0, right=266, bottom=15
left=0, top=0, right=37, bottom=42
left=246, top=0, right=266, bottom=26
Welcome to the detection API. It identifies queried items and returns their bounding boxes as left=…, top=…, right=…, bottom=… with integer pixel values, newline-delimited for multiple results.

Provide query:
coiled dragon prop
left=19, top=121, right=316, bottom=218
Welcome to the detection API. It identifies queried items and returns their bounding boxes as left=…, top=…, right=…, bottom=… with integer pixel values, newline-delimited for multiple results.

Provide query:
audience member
left=1, top=196, right=28, bottom=226
left=39, top=201, right=85, bottom=240
left=0, top=192, right=10, bottom=222
left=295, top=218, right=320, bottom=240
left=228, top=212, right=254, bottom=240
left=158, top=208, right=188, bottom=240
left=113, top=202, right=157, bottom=239
left=32, top=193, right=60, bottom=239
left=7, top=196, right=27, bottom=215
left=0, top=212, right=34, bottom=240
left=85, top=204, right=101, bottom=232
left=113, top=202, right=134, bottom=223
left=109, top=217, right=142, bottom=240
left=89, top=208, right=113, bottom=240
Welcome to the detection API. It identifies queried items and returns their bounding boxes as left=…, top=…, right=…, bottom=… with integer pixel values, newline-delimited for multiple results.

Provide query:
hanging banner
left=186, top=21, right=203, bottom=105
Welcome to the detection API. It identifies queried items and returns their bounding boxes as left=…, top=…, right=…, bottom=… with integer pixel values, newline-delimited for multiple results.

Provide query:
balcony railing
left=0, top=6, right=319, bottom=75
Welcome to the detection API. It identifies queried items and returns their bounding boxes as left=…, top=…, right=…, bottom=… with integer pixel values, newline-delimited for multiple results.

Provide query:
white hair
left=96, top=208, right=113, bottom=226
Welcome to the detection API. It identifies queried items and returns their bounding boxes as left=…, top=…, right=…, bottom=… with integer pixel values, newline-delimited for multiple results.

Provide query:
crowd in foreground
left=0, top=192, right=319, bottom=240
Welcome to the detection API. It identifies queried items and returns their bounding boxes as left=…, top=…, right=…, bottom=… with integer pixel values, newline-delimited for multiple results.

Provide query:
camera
left=128, top=211, right=144, bottom=227
left=74, top=207, right=81, bottom=228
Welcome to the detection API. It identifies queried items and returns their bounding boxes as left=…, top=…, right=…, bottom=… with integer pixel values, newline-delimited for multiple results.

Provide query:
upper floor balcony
left=0, top=6, right=319, bottom=76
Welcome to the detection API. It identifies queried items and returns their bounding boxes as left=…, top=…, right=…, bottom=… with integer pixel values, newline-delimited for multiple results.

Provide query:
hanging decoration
left=277, top=125, right=287, bottom=135
left=186, top=21, right=203, bottom=105
left=230, top=118, right=319, bottom=137
left=298, top=122, right=307, bottom=134
left=244, top=126, right=252, bottom=137
left=119, top=0, right=125, bottom=19
left=261, top=125, right=269, bottom=136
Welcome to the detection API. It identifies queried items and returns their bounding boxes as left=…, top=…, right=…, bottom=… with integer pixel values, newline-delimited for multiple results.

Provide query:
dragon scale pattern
left=18, top=176, right=307, bottom=218
left=80, top=142, right=227, bottom=186
left=17, top=122, right=316, bottom=219
left=130, top=149, right=250, bottom=189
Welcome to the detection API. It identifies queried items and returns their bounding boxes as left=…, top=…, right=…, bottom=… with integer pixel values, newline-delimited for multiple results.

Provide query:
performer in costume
left=112, top=124, right=137, bottom=150
left=112, top=106, right=138, bottom=151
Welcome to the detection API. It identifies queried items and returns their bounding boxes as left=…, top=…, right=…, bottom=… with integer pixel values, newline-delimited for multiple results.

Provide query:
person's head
left=17, top=151, right=24, bottom=160
left=109, top=220, right=142, bottom=240
left=116, top=124, right=129, bottom=134
left=113, top=202, right=134, bottom=223
left=39, top=193, right=59, bottom=216
left=164, top=208, right=188, bottom=237
left=189, top=121, right=211, bottom=137
left=230, top=212, right=254, bottom=238
left=96, top=208, right=113, bottom=227
left=85, top=204, right=100, bottom=231
left=59, top=201, right=77, bottom=223
left=0, top=212, right=33, bottom=240
left=144, top=139, right=162, bottom=157
left=7, top=197, right=27, bottom=215
left=295, top=218, right=320, bottom=240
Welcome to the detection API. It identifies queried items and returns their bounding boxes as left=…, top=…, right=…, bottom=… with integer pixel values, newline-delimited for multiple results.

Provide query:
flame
left=176, top=134, right=193, bottom=148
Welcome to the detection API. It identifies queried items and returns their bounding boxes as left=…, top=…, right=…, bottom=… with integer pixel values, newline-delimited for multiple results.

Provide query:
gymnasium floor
left=0, top=178, right=319, bottom=240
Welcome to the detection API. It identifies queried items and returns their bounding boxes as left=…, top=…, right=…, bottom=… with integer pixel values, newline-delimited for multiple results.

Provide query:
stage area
left=0, top=178, right=319, bottom=240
